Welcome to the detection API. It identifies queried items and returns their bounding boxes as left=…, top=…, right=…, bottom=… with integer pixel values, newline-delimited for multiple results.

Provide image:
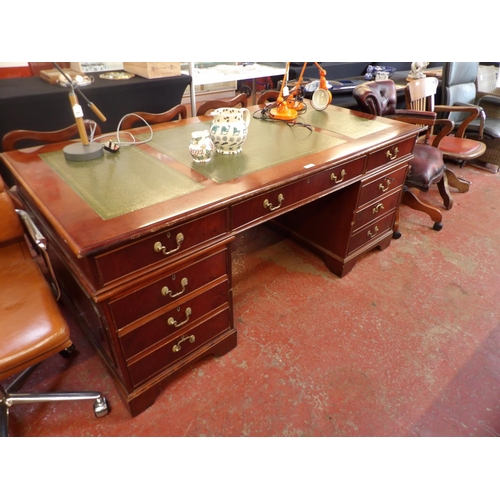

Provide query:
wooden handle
left=88, top=102, right=107, bottom=122
left=68, top=92, right=89, bottom=145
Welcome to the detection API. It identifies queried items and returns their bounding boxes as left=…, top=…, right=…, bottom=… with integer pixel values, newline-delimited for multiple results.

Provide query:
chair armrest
left=476, top=94, right=500, bottom=107
left=435, top=104, right=481, bottom=138
left=431, top=118, right=455, bottom=147
left=15, top=209, right=61, bottom=300
left=16, top=208, right=46, bottom=250
left=390, top=109, right=436, bottom=143
left=393, top=109, right=437, bottom=120
left=434, top=102, right=486, bottom=139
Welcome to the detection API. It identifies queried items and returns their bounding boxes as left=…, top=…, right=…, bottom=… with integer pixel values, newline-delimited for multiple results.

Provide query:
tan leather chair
left=0, top=176, right=108, bottom=437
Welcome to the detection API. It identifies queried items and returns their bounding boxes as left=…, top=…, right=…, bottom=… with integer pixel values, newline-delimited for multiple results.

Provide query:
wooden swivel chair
left=0, top=176, right=108, bottom=437
left=353, top=80, right=454, bottom=231
left=441, top=62, right=500, bottom=173
left=120, top=104, right=188, bottom=129
left=2, top=120, right=101, bottom=152
left=405, top=76, right=484, bottom=189
left=196, top=93, right=248, bottom=116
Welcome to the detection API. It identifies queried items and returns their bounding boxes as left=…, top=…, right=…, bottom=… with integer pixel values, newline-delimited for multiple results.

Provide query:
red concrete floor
left=4, top=162, right=500, bottom=438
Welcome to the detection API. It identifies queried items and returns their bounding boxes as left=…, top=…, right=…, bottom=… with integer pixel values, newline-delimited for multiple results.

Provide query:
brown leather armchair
left=0, top=176, right=108, bottom=436
left=353, top=80, right=456, bottom=232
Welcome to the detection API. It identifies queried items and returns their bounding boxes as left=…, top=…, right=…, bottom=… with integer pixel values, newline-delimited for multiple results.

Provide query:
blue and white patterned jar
left=188, top=130, right=215, bottom=163
left=209, top=107, right=251, bottom=154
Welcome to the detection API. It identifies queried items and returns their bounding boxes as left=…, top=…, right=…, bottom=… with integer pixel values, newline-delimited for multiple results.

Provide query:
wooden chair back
left=196, top=93, right=248, bottom=116
left=405, top=77, right=439, bottom=112
left=2, top=120, right=101, bottom=151
left=120, top=104, right=187, bottom=129
left=257, top=90, right=280, bottom=105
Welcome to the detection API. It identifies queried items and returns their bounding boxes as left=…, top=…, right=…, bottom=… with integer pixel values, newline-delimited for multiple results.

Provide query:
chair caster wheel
left=59, top=343, right=76, bottom=358
left=94, top=396, right=109, bottom=418
left=239, top=85, right=252, bottom=97
left=392, top=230, right=402, bottom=239
left=432, top=222, right=443, bottom=231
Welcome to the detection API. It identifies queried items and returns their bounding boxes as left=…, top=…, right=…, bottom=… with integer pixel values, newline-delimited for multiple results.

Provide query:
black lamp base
left=63, top=142, right=104, bottom=162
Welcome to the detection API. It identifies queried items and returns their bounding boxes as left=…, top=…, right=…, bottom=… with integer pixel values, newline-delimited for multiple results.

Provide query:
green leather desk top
left=145, top=106, right=390, bottom=184
left=40, top=105, right=391, bottom=220
left=41, top=145, right=204, bottom=220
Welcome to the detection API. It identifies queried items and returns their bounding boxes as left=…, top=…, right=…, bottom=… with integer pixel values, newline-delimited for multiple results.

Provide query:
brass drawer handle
left=263, top=193, right=284, bottom=212
left=154, top=233, right=184, bottom=256
left=161, top=277, right=188, bottom=299
left=168, top=306, right=192, bottom=328
left=172, top=334, right=196, bottom=353
left=372, top=203, right=384, bottom=214
left=386, top=146, right=399, bottom=161
left=367, top=226, right=379, bottom=238
left=330, top=168, right=346, bottom=184
left=378, top=177, right=395, bottom=193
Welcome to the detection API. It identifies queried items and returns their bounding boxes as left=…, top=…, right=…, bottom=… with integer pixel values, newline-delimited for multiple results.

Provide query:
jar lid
left=191, top=130, right=210, bottom=139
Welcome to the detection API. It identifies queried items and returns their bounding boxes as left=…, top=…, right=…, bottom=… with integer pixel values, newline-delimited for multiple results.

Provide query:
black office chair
left=441, top=62, right=500, bottom=173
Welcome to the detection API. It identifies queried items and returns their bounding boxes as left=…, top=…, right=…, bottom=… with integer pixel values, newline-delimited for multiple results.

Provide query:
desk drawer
left=109, top=247, right=229, bottom=331
left=96, top=210, right=227, bottom=286
left=358, top=164, right=407, bottom=207
left=119, top=280, right=229, bottom=361
left=348, top=212, right=395, bottom=254
left=232, top=157, right=364, bottom=231
left=352, top=190, right=401, bottom=232
left=365, top=137, right=415, bottom=172
left=127, top=307, right=232, bottom=387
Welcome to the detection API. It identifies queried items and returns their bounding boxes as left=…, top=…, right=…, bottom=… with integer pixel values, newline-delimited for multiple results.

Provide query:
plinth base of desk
left=269, top=218, right=395, bottom=278
left=81, top=315, right=238, bottom=418
left=123, top=329, right=238, bottom=417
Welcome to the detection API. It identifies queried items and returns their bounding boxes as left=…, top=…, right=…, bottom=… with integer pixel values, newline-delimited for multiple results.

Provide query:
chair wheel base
left=94, top=396, right=109, bottom=418
left=433, top=222, right=443, bottom=231
left=392, top=230, right=402, bottom=239
left=59, top=344, right=76, bottom=358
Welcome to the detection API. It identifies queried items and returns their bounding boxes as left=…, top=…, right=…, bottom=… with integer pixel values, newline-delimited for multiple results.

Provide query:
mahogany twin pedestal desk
left=0, top=105, right=420, bottom=416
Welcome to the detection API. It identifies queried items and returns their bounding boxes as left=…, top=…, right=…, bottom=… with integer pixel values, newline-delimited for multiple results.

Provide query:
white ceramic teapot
left=209, top=107, right=251, bottom=154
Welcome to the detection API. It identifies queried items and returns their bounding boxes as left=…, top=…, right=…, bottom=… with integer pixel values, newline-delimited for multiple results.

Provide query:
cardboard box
left=122, top=62, right=181, bottom=79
